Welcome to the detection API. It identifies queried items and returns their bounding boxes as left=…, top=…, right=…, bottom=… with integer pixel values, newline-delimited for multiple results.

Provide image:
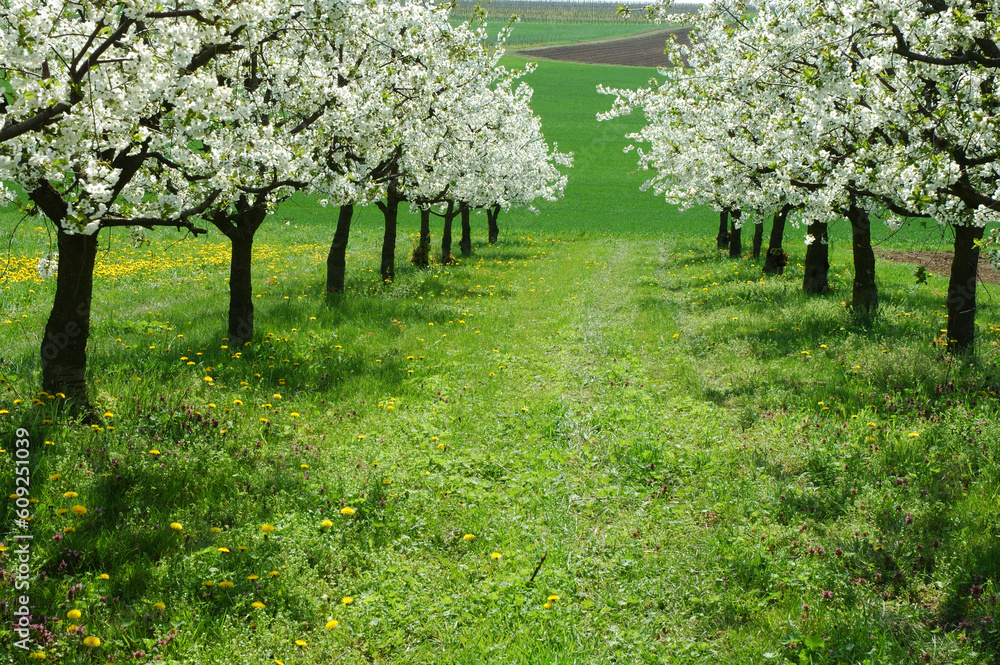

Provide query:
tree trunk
left=803, top=221, right=829, bottom=294
left=847, top=203, right=878, bottom=316
left=460, top=202, right=472, bottom=257
left=717, top=209, right=730, bottom=250
left=947, top=224, right=984, bottom=353
left=441, top=201, right=455, bottom=265
left=763, top=205, right=790, bottom=275
left=487, top=205, right=500, bottom=244
left=228, top=229, right=256, bottom=344
left=40, top=228, right=99, bottom=407
left=413, top=207, right=431, bottom=268
left=380, top=183, right=400, bottom=283
left=751, top=217, right=763, bottom=259
left=326, top=204, right=353, bottom=293
left=728, top=209, right=742, bottom=259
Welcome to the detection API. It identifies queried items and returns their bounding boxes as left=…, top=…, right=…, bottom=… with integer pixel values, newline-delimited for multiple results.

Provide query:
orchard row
left=0, top=1, right=571, bottom=412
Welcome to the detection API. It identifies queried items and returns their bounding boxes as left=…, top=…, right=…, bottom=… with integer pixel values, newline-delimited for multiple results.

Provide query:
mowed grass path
left=1, top=59, right=1000, bottom=664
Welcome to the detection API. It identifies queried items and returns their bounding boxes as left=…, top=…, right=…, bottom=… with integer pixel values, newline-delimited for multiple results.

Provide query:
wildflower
left=203, top=581, right=215, bottom=587
left=261, top=524, right=275, bottom=533
left=295, top=640, right=307, bottom=647
left=252, top=601, right=266, bottom=609
left=325, top=619, right=339, bottom=630
left=153, top=602, right=166, bottom=611
left=100, top=574, right=109, bottom=580
left=29, top=652, right=46, bottom=659
left=233, top=399, right=243, bottom=406
left=211, top=527, right=221, bottom=533
left=219, top=581, right=234, bottom=589
left=247, top=574, right=259, bottom=580
left=300, top=464, right=308, bottom=469
left=291, top=412, right=300, bottom=418
left=543, top=602, right=553, bottom=609
left=490, top=552, right=502, bottom=560
left=170, top=522, right=183, bottom=531
left=63, top=491, right=78, bottom=499
left=547, top=595, right=559, bottom=602
left=463, top=534, right=475, bottom=541
left=341, top=596, right=353, bottom=604
left=83, top=636, right=101, bottom=648
left=268, top=570, right=279, bottom=576
left=103, top=412, right=113, bottom=418
left=67, top=609, right=82, bottom=620
left=218, top=547, right=230, bottom=553
left=340, top=507, right=356, bottom=516
left=50, top=474, right=61, bottom=480
left=908, top=432, right=919, bottom=438
left=321, top=520, right=334, bottom=528
left=149, top=449, right=161, bottom=456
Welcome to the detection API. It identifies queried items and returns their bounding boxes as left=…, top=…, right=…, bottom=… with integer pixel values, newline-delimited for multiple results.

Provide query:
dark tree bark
left=947, top=224, right=984, bottom=352
left=847, top=202, right=878, bottom=316
left=459, top=202, right=472, bottom=257
left=40, top=228, right=99, bottom=408
left=441, top=201, right=456, bottom=265
left=717, top=209, right=730, bottom=250
left=29, top=182, right=96, bottom=409
left=221, top=195, right=268, bottom=345
left=728, top=209, right=742, bottom=259
left=803, top=221, right=830, bottom=294
left=326, top=204, right=354, bottom=293
left=378, top=178, right=400, bottom=283
left=763, top=205, right=790, bottom=275
left=412, top=207, right=431, bottom=268
left=487, top=204, right=500, bottom=244
left=751, top=217, right=763, bottom=259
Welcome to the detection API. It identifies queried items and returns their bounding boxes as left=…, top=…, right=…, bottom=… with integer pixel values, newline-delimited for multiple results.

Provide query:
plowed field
left=519, top=28, right=690, bottom=67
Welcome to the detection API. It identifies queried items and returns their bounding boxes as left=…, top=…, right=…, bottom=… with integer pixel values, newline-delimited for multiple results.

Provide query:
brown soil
left=875, top=249, right=1000, bottom=285
left=518, top=28, right=691, bottom=68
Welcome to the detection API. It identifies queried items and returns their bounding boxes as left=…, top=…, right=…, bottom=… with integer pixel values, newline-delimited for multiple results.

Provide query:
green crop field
left=2, top=56, right=1000, bottom=665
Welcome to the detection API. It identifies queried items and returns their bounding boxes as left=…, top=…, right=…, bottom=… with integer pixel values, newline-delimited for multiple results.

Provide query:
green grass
left=497, top=22, right=663, bottom=48
left=2, top=58, right=1000, bottom=665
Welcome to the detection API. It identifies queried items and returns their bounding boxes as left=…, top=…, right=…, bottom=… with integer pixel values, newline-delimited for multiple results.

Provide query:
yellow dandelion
left=82, top=636, right=101, bottom=648
left=321, top=520, right=334, bottom=528
left=547, top=594, right=560, bottom=602
left=233, top=399, right=243, bottom=406
left=247, top=574, right=259, bottom=580
left=63, top=491, right=78, bottom=498
left=149, top=449, right=161, bottom=456
left=291, top=412, right=300, bottom=417
left=219, top=581, right=234, bottom=589
left=340, top=507, right=356, bottom=516
left=341, top=596, right=353, bottom=604
left=268, top=570, right=279, bottom=576
left=462, top=534, right=475, bottom=541
left=908, top=432, right=919, bottom=438
left=261, top=524, right=275, bottom=533
left=63, top=527, right=75, bottom=533
left=49, top=474, right=61, bottom=481
left=218, top=547, right=230, bottom=553
left=103, top=412, right=113, bottom=418
left=211, top=527, right=221, bottom=533
left=170, top=522, right=183, bottom=531
left=29, top=652, right=46, bottom=659
left=100, top=574, right=109, bottom=580
left=325, top=619, right=339, bottom=630
left=153, top=602, right=166, bottom=611
left=67, top=609, right=82, bottom=620
left=251, top=601, right=266, bottom=609
left=203, top=581, right=215, bottom=587
left=300, top=464, right=308, bottom=469
left=543, top=602, right=553, bottom=609
left=490, top=552, right=502, bottom=560
left=295, top=639, right=307, bottom=647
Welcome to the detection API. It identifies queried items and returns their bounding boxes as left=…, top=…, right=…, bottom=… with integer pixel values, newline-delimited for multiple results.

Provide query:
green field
left=2, top=57, right=1000, bottom=664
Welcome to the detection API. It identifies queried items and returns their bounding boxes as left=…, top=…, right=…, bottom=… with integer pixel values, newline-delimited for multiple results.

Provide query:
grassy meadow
left=2, top=56, right=1000, bottom=665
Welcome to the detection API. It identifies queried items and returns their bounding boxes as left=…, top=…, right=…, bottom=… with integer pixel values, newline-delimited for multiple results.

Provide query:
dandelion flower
left=218, top=547, right=230, bottom=553
left=321, top=520, right=333, bottom=528
left=100, top=574, right=109, bottom=580
left=462, top=534, right=475, bottom=541
left=82, top=636, right=101, bottom=648
left=247, top=574, right=259, bottom=580
left=211, top=527, right=221, bottom=533
left=71, top=505, right=87, bottom=516
left=268, top=570, right=279, bottom=576
left=251, top=601, right=266, bottom=609
left=490, top=552, right=502, bottom=560
left=295, top=640, right=307, bottom=647
left=325, top=619, right=339, bottom=630
left=908, top=432, right=919, bottom=438
left=67, top=609, right=82, bottom=620
left=63, top=491, right=78, bottom=499
left=261, top=524, right=275, bottom=533
left=219, top=581, right=234, bottom=589
left=547, top=595, right=559, bottom=602
left=149, top=449, right=161, bottom=456
left=153, top=602, right=166, bottom=611
left=49, top=474, right=61, bottom=481
left=543, top=602, right=553, bottom=609
left=170, top=522, right=183, bottom=531
left=340, top=507, right=355, bottom=516
left=341, top=596, right=353, bottom=604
